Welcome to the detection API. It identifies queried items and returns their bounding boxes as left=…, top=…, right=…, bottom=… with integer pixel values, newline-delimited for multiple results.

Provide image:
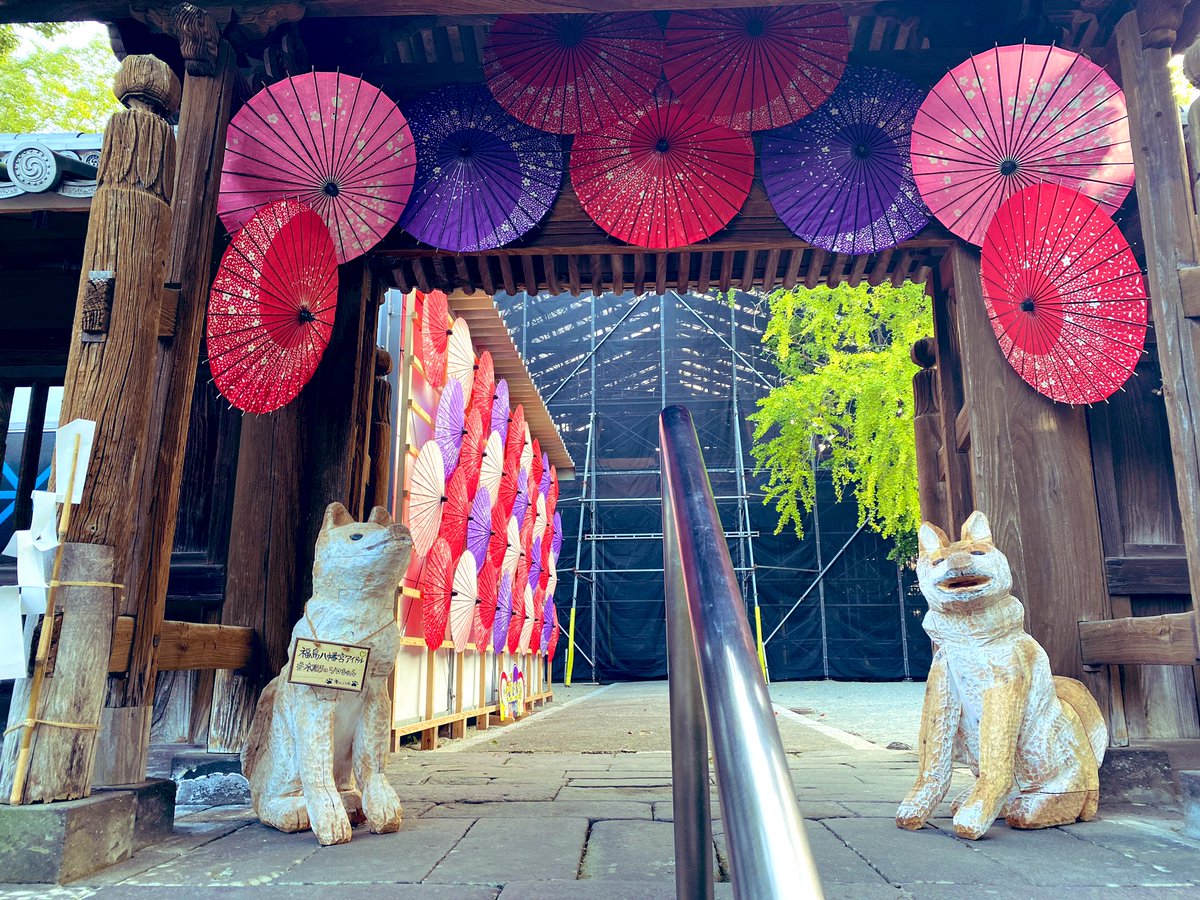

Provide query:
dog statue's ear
left=322, top=502, right=355, bottom=532
left=960, top=511, right=992, bottom=544
left=918, top=523, right=948, bottom=557
left=368, top=506, right=393, bottom=526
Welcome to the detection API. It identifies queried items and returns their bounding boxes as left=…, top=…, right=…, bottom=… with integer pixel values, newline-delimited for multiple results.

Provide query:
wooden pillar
left=1120, top=7, right=1200, bottom=656
left=910, top=337, right=948, bottom=528
left=366, top=348, right=394, bottom=513
left=929, top=273, right=974, bottom=534
left=949, top=244, right=1113, bottom=708
left=0, top=56, right=180, bottom=803
left=95, top=4, right=236, bottom=786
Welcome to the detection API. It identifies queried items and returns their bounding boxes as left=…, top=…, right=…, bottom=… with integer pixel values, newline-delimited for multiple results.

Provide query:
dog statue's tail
left=1053, top=676, right=1108, bottom=766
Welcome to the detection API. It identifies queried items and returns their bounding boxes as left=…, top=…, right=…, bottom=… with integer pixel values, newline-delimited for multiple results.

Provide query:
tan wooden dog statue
left=242, top=502, right=413, bottom=845
left=896, top=511, right=1107, bottom=839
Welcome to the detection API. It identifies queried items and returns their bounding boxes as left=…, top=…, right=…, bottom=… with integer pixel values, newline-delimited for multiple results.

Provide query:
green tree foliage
left=749, top=280, right=932, bottom=560
left=0, top=23, right=120, bottom=133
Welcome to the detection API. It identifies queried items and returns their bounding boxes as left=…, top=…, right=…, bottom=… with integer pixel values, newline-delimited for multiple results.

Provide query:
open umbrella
left=219, top=72, right=416, bottom=264
left=438, top=465, right=472, bottom=556
left=459, top=410, right=486, bottom=500
left=474, top=559, right=499, bottom=651
left=493, top=570, right=514, bottom=654
left=448, top=552, right=479, bottom=652
left=570, top=91, right=754, bottom=249
left=399, top=83, right=562, bottom=252
left=497, top=454, right=520, bottom=521
left=551, top=511, right=563, bottom=564
left=446, top=318, right=476, bottom=408
left=520, top=427, right=534, bottom=476
left=547, top=467, right=559, bottom=520
left=479, top=432, right=505, bottom=506
left=529, top=440, right=543, bottom=498
left=434, top=379, right=465, bottom=479
left=503, top=516, right=523, bottom=575
left=469, top=351, right=496, bottom=425
left=761, top=66, right=929, bottom=254
left=484, top=12, right=664, bottom=135
left=419, top=289, right=450, bottom=388
left=512, top=470, right=531, bottom=528
left=488, top=502, right=510, bottom=570
left=506, top=561, right=529, bottom=653
left=662, top=5, right=849, bottom=133
left=540, top=589, right=555, bottom=654
left=419, top=536, right=454, bottom=650
left=539, top=455, right=552, bottom=501
left=548, top=605, right=561, bottom=661
left=466, top=486, right=493, bottom=571
left=504, top=404, right=527, bottom=466
left=980, top=183, right=1146, bottom=405
left=526, top=585, right=545, bottom=654
left=491, top=380, right=511, bottom=446
left=529, top=536, right=543, bottom=599
left=207, top=199, right=338, bottom=414
left=911, top=43, right=1134, bottom=246
left=407, top=441, right=447, bottom=557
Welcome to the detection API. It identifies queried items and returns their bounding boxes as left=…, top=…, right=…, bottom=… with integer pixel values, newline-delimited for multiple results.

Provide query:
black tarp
left=498, top=289, right=931, bottom=683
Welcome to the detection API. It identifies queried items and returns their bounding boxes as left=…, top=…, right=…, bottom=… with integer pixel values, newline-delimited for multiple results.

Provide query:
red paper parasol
left=548, top=604, right=561, bottom=661
left=662, top=6, right=848, bottom=133
left=504, top=404, right=527, bottom=466
left=419, top=289, right=450, bottom=388
left=407, top=441, right=447, bottom=557
left=448, top=552, right=479, bottom=652
left=207, top=199, right=337, bottom=414
left=419, top=537, right=454, bottom=651
left=506, top=559, right=529, bottom=653
left=547, top=466, right=559, bottom=520
left=519, top=506, right=536, bottom=560
left=469, top=351, right=496, bottom=424
left=474, top=559, right=499, bottom=652
left=219, top=72, right=416, bottom=264
left=519, top=425, right=534, bottom=476
left=912, top=44, right=1134, bottom=246
left=438, top=465, right=472, bottom=556
left=497, top=455, right=520, bottom=521
left=488, top=502, right=510, bottom=571
left=526, top=585, right=545, bottom=654
left=484, top=12, right=664, bottom=135
left=478, top=432, right=505, bottom=507
left=459, top=410, right=486, bottom=500
left=529, top=439, right=543, bottom=496
left=980, top=184, right=1146, bottom=405
left=446, top=318, right=476, bottom=408
left=570, top=92, right=754, bottom=248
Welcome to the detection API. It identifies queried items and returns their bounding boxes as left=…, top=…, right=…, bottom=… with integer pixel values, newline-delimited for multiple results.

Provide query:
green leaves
left=0, top=23, right=120, bottom=134
left=750, top=280, right=931, bottom=561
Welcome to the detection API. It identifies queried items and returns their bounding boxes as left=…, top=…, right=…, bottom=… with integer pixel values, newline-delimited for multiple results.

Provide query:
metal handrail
left=661, top=405, right=824, bottom=899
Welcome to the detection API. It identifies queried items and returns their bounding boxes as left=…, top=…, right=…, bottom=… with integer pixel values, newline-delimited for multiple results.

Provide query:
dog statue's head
left=313, top=502, right=413, bottom=591
left=915, top=511, right=1012, bottom=613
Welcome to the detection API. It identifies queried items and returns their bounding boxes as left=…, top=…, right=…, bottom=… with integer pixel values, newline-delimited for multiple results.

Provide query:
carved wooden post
left=910, top=337, right=947, bottom=529
left=0, top=56, right=179, bottom=803
left=94, top=5, right=238, bottom=786
left=366, top=348, right=394, bottom=513
left=1118, top=6, right=1200, bottom=656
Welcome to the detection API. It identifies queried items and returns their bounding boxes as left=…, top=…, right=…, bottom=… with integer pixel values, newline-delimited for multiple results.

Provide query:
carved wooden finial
left=112, top=54, right=181, bottom=117
left=172, top=3, right=221, bottom=76
left=910, top=337, right=937, bottom=369
left=375, top=348, right=393, bottom=377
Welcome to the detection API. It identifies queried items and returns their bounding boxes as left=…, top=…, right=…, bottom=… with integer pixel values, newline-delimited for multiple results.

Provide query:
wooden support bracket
left=1179, top=264, right=1200, bottom=318
left=80, top=270, right=115, bottom=342
left=1078, top=613, right=1200, bottom=667
left=107, top=618, right=256, bottom=673
left=158, top=282, right=181, bottom=338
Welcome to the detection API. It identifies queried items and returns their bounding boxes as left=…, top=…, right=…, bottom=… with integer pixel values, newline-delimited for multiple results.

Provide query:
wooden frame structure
left=3, top=0, right=1200, bottom=809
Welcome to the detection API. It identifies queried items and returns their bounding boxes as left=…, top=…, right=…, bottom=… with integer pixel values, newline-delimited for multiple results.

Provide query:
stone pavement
left=4, top=681, right=1200, bottom=899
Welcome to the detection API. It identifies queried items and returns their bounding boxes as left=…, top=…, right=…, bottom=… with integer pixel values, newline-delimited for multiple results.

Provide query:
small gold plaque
left=287, top=638, right=370, bottom=692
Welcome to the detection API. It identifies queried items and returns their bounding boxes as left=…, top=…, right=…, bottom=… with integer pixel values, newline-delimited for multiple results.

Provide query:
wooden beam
left=1105, top=555, right=1192, bottom=594
left=108, top=619, right=256, bottom=673
left=634, top=253, right=647, bottom=295
left=566, top=254, right=581, bottom=296
left=1118, top=9, right=1200, bottom=648
left=676, top=251, right=691, bottom=294
left=696, top=250, right=712, bottom=294
left=611, top=253, right=625, bottom=296
left=804, top=249, right=826, bottom=290
left=1079, top=613, right=1200, bottom=666
left=589, top=253, right=604, bottom=296
left=740, top=249, right=757, bottom=292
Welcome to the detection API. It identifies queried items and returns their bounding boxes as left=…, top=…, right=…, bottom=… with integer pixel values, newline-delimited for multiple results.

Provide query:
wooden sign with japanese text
left=288, top=639, right=370, bottom=692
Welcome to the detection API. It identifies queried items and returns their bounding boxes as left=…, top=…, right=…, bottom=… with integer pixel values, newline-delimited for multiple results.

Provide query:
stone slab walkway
left=3, top=682, right=1199, bottom=899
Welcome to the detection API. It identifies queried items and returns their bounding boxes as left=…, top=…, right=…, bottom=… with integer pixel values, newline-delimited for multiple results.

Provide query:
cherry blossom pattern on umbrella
left=206, top=199, right=337, bottom=414
left=662, top=5, right=848, bottom=132
left=484, top=12, right=664, bottom=134
left=219, top=72, right=416, bottom=263
left=980, top=183, right=1146, bottom=404
left=911, top=43, right=1134, bottom=246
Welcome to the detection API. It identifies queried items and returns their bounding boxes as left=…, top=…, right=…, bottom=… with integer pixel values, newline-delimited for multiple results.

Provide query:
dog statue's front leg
left=897, top=652, right=960, bottom=830
left=291, top=696, right=353, bottom=846
left=953, top=669, right=1027, bottom=840
left=355, top=678, right=403, bottom=834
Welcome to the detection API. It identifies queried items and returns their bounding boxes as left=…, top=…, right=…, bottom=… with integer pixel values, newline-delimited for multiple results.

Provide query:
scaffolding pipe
left=763, top=523, right=867, bottom=647
left=565, top=410, right=595, bottom=686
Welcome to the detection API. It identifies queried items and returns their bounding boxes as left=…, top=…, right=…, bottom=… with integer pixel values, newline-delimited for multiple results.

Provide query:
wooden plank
left=761, top=248, right=780, bottom=292
left=717, top=251, right=734, bottom=293
left=891, top=251, right=915, bottom=287
left=950, top=244, right=1112, bottom=702
left=590, top=254, right=604, bottom=295
left=1105, top=555, right=1192, bottom=594
left=740, top=249, right=757, bottom=292
left=1079, top=613, right=1199, bottom=666
left=804, top=249, right=826, bottom=289
left=954, top=401, right=970, bottom=451
left=520, top=255, right=537, bottom=294
left=610, top=253, right=624, bottom=296
left=847, top=252, right=870, bottom=287
left=826, top=253, right=848, bottom=288
left=108, top=618, right=256, bottom=672
left=867, top=249, right=893, bottom=287
left=930, top=274, right=973, bottom=532
left=781, top=248, right=803, bottom=290
left=676, top=251, right=691, bottom=293
left=654, top=252, right=668, bottom=296
left=566, top=254, right=581, bottom=296
left=1118, top=9, right=1200, bottom=648
left=696, top=250, right=712, bottom=293
left=543, top=255, right=561, bottom=295
left=478, top=256, right=495, bottom=296
left=497, top=254, right=516, bottom=296
left=634, top=253, right=647, bottom=295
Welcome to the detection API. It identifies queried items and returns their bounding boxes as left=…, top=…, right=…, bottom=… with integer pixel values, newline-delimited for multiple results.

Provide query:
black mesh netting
left=498, top=289, right=931, bottom=683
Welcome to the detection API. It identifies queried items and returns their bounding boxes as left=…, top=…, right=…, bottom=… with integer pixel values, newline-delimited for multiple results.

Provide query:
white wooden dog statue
left=242, top=502, right=412, bottom=845
left=896, top=511, right=1107, bottom=839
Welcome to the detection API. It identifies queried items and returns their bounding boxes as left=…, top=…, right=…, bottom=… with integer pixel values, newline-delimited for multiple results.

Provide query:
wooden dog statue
left=896, top=511, right=1107, bottom=839
left=242, top=502, right=413, bottom=845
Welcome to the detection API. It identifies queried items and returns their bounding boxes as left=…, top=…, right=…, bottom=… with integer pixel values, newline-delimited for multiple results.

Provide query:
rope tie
left=4, top=718, right=99, bottom=737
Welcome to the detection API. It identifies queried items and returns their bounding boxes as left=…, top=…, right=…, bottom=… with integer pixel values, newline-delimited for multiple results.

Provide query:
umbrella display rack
left=381, top=288, right=571, bottom=750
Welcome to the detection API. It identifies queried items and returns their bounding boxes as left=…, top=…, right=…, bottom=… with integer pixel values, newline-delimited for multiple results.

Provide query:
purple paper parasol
left=466, top=487, right=493, bottom=571
left=529, top=536, right=543, bottom=594
left=539, top=454, right=551, bottom=498
left=761, top=66, right=928, bottom=255
left=512, top=470, right=530, bottom=526
left=540, top=591, right=555, bottom=654
left=399, top=83, right=563, bottom=252
left=491, top=379, right=510, bottom=446
left=551, top=511, right=563, bottom=562
left=493, top=570, right=514, bottom=654
left=435, top=379, right=465, bottom=479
